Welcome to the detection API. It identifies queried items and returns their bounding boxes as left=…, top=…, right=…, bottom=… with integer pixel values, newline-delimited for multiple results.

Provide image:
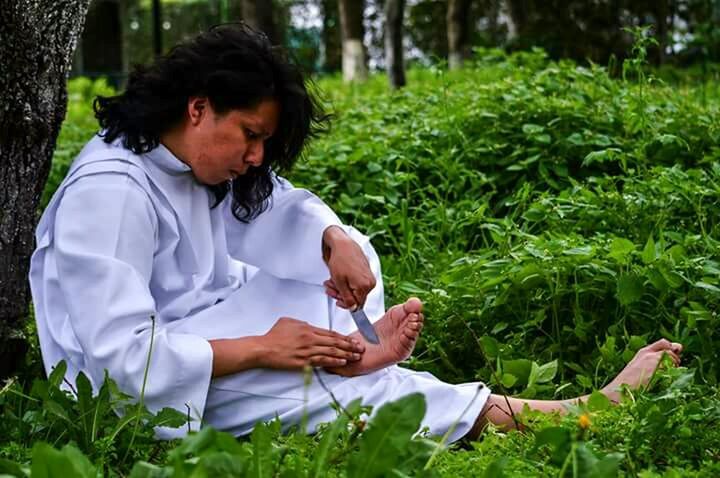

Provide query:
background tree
left=320, top=0, right=342, bottom=72
left=75, top=0, right=125, bottom=87
left=0, top=0, right=91, bottom=379
left=385, top=0, right=406, bottom=88
left=339, top=0, right=368, bottom=82
left=447, top=0, right=473, bottom=69
left=241, top=0, right=282, bottom=45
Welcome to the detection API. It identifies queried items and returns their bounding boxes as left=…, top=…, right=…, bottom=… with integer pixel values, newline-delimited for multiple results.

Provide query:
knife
left=350, top=307, right=380, bottom=344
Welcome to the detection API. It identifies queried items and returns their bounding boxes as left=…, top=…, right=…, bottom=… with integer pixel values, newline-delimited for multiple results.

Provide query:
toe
left=388, top=303, right=408, bottom=323
left=665, top=350, right=681, bottom=367
left=403, top=297, right=423, bottom=315
left=647, top=339, right=672, bottom=352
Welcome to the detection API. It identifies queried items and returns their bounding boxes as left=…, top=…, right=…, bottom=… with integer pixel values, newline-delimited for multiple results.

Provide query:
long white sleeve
left=223, top=176, right=342, bottom=284
left=53, top=172, right=213, bottom=436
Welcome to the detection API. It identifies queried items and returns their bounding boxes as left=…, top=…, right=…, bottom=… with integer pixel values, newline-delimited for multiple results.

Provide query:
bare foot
left=326, top=298, right=424, bottom=377
left=601, top=339, right=683, bottom=402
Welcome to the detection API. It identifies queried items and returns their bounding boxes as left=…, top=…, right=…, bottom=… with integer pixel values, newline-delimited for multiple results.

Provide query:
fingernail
left=339, top=359, right=347, bottom=365
left=352, top=353, right=360, bottom=360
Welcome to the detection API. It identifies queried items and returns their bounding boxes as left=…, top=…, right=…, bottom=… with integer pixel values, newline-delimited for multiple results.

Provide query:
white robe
left=29, top=135, right=490, bottom=441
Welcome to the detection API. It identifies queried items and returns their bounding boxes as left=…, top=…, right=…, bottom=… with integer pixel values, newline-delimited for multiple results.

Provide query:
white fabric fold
left=223, top=175, right=342, bottom=284
left=29, top=134, right=491, bottom=442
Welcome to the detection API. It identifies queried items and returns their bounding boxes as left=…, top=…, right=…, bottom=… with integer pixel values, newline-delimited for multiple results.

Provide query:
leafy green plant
left=19, top=46, right=720, bottom=476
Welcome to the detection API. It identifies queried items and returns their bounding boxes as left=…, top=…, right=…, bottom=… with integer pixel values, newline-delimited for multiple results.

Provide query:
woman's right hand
left=257, top=317, right=365, bottom=369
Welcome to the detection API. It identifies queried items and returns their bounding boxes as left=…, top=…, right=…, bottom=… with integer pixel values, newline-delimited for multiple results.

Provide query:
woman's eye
left=245, top=129, right=259, bottom=139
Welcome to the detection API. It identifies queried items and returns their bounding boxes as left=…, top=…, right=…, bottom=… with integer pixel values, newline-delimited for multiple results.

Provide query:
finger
left=671, top=342, right=683, bottom=354
left=309, top=355, right=347, bottom=368
left=311, top=327, right=364, bottom=352
left=347, top=282, right=372, bottom=309
left=325, top=286, right=341, bottom=300
left=335, top=277, right=358, bottom=310
left=324, top=279, right=339, bottom=293
left=308, top=346, right=361, bottom=362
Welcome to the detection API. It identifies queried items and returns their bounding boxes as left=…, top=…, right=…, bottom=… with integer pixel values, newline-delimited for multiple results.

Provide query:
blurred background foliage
left=74, top=0, right=720, bottom=88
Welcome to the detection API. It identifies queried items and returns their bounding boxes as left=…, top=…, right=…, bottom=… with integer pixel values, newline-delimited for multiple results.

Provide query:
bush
left=30, top=48, right=720, bottom=475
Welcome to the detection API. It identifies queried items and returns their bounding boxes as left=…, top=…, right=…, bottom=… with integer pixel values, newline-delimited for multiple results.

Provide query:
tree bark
left=0, top=0, right=91, bottom=379
left=81, top=0, right=124, bottom=84
left=339, top=0, right=368, bottom=82
left=241, top=0, right=280, bottom=45
left=653, top=0, right=669, bottom=65
left=320, top=0, right=342, bottom=72
left=447, top=0, right=472, bottom=69
left=385, top=0, right=406, bottom=89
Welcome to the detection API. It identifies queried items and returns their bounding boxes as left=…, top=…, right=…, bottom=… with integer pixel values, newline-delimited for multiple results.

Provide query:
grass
left=4, top=44, right=720, bottom=476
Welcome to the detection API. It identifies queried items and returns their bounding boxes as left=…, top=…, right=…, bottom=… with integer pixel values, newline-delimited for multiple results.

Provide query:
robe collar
left=145, top=142, right=193, bottom=175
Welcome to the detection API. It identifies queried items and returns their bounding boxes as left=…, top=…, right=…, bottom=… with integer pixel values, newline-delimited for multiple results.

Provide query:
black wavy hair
left=94, top=23, right=329, bottom=222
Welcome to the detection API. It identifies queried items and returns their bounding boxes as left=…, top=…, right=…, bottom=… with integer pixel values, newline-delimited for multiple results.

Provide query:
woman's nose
left=245, top=142, right=264, bottom=167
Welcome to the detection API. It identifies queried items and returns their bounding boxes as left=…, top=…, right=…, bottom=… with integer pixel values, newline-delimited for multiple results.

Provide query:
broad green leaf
left=128, top=461, right=172, bottom=478
left=641, top=236, right=656, bottom=264
left=347, top=393, right=426, bottom=478
left=589, top=452, right=624, bottom=478
left=249, top=422, right=275, bottom=478
left=587, top=391, right=611, bottom=411
left=535, top=360, right=558, bottom=384
left=482, top=458, right=507, bottom=478
left=582, top=148, right=623, bottom=166
left=148, top=407, right=189, bottom=429
left=646, top=267, right=669, bottom=292
left=608, top=238, right=635, bottom=263
left=75, top=372, right=93, bottom=444
left=0, top=458, right=27, bottom=477
left=532, top=426, right=571, bottom=465
left=695, top=281, right=720, bottom=296
left=311, top=399, right=362, bottom=478
left=30, top=443, right=96, bottom=478
left=658, top=263, right=684, bottom=289
left=197, top=452, right=246, bottom=476
left=500, top=373, right=518, bottom=388
left=617, top=273, right=644, bottom=306
left=501, top=359, right=533, bottom=387
left=47, top=361, right=68, bottom=390
left=522, top=123, right=544, bottom=135
left=527, top=362, right=541, bottom=389
left=479, top=336, right=500, bottom=358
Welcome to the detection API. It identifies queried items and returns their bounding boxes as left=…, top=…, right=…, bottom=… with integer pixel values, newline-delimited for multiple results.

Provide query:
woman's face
left=185, top=97, right=280, bottom=185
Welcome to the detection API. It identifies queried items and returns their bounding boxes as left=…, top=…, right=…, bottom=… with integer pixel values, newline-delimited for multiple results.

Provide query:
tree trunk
left=385, top=0, right=406, bottom=88
left=82, top=0, right=124, bottom=86
left=505, top=0, right=527, bottom=43
left=447, top=0, right=472, bottom=70
left=152, top=0, right=162, bottom=56
left=320, top=0, right=342, bottom=72
left=653, top=0, right=669, bottom=65
left=339, top=0, right=368, bottom=82
left=0, top=0, right=91, bottom=379
left=241, top=0, right=279, bottom=45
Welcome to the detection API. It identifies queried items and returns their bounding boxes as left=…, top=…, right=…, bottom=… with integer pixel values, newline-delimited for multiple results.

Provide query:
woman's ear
left=187, top=97, right=210, bottom=126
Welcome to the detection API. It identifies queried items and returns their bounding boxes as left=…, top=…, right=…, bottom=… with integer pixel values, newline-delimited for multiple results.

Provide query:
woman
left=30, top=24, right=682, bottom=442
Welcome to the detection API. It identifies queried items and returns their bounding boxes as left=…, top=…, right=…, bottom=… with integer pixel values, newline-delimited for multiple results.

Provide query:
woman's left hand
left=322, top=226, right=376, bottom=310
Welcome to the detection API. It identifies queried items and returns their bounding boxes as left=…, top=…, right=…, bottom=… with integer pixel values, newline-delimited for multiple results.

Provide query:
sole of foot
left=327, top=297, right=424, bottom=377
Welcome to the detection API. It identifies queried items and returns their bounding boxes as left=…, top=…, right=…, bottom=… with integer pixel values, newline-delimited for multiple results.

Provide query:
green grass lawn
left=3, top=46, right=720, bottom=476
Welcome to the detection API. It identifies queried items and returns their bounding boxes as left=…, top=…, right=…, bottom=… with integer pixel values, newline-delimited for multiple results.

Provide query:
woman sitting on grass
left=29, top=24, right=683, bottom=441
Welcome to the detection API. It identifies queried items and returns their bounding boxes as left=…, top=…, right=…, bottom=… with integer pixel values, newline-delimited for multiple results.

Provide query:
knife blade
left=350, top=307, right=380, bottom=344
